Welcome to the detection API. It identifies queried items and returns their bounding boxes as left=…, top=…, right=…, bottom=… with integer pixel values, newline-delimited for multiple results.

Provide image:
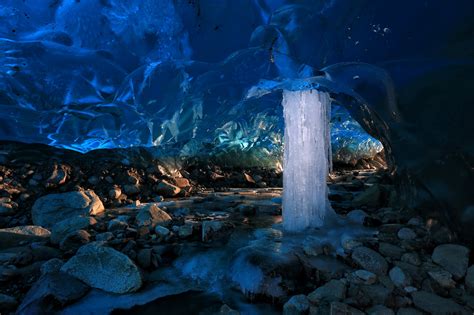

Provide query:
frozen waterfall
left=282, top=90, right=333, bottom=231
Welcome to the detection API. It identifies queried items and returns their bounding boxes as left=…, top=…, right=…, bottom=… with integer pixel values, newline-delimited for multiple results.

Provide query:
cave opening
left=0, top=1, right=472, bottom=314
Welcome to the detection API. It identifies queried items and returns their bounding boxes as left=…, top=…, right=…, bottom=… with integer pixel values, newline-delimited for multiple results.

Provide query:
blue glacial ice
left=0, top=0, right=383, bottom=166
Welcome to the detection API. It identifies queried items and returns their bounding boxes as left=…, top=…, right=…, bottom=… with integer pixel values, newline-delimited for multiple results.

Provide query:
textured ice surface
left=0, top=0, right=381, bottom=166
left=282, top=90, right=334, bottom=231
left=331, top=105, right=383, bottom=164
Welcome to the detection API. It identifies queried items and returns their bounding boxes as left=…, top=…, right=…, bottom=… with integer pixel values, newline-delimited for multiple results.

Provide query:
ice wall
left=282, top=90, right=333, bottom=231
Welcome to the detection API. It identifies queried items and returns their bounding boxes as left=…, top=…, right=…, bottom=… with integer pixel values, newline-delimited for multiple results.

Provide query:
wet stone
left=397, top=228, right=416, bottom=240
left=427, top=269, right=456, bottom=289
left=411, top=291, right=468, bottom=314
left=431, top=244, right=470, bottom=279
left=389, top=266, right=411, bottom=288
left=352, top=246, right=388, bottom=276
left=378, top=243, right=405, bottom=260
left=136, top=204, right=172, bottom=228
left=307, top=279, right=346, bottom=304
left=353, top=269, right=377, bottom=285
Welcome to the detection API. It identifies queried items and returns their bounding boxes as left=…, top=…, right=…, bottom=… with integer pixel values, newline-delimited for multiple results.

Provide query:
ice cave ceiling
left=0, top=0, right=473, bottom=238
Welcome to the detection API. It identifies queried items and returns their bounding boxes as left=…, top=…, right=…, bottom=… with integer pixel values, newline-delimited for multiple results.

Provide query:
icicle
left=282, top=89, right=333, bottom=231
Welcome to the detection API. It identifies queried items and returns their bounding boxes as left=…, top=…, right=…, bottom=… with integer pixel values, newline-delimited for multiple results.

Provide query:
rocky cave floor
left=0, top=142, right=473, bottom=314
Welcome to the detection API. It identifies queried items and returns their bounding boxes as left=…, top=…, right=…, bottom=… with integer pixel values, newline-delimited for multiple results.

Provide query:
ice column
left=282, top=90, right=333, bottom=231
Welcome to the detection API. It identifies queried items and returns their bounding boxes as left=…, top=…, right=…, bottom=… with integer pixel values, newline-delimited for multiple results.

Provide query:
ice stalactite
left=282, top=90, right=334, bottom=231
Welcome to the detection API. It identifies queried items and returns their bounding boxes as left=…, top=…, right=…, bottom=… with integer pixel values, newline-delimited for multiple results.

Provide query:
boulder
left=32, top=190, right=104, bottom=228
left=154, top=180, right=181, bottom=197
left=431, top=244, right=470, bottom=279
left=61, top=242, right=142, bottom=293
left=51, top=216, right=97, bottom=244
left=0, top=225, right=50, bottom=249
left=16, top=272, right=89, bottom=314
left=411, top=291, right=468, bottom=314
left=352, top=246, right=388, bottom=276
left=136, top=204, right=172, bottom=228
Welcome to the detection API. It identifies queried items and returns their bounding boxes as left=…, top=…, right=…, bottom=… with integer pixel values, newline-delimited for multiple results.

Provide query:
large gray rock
left=51, top=216, right=97, bottom=244
left=411, top=291, right=468, bottom=314
left=431, top=244, right=470, bottom=279
left=17, top=272, right=89, bottom=314
left=61, top=242, right=142, bottom=293
left=32, top=190, right=104, bottom=228
left=136, top=204, right=172, bottom=228
left=352, top=246, right=388, bottom=276
left=0, top=225, right=50, bottom=249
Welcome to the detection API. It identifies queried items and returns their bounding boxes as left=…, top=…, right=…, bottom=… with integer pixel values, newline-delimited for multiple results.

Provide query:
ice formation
left=282, top=90, right=333, bottom=231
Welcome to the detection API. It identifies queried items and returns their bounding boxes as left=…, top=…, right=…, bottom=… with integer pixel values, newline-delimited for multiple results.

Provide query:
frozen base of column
left=282, top=89, right=333, bottom=232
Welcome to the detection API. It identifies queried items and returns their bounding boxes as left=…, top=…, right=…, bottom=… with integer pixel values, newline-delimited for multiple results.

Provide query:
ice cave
left=0, top=1, right=473, bottom=314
